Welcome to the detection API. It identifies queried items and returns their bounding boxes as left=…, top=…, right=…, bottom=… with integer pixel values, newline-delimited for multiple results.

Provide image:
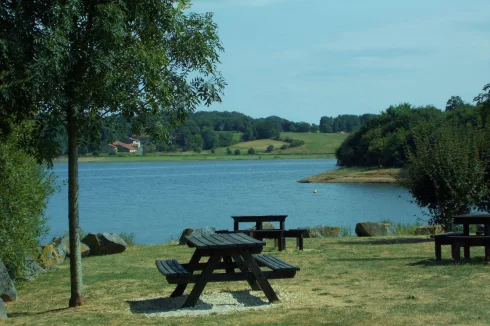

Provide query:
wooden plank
left=168, top=259, right=189, bottom=275
left=232, top=233, right=265, bottom=247
left=166, top=270, right=297, bottom=284
left=185, top=235, right=209, bottom=248
left=182, top=253, right=222, bottom=307
left=232, top=254, right=261, bottom=291
left=232, top=215, right=288, bottom=223
left=207, top=234, right=237, bottom=248
left=240, top=252, right=279, bottom=303
left=181, top=261, right=237, bottom=271
left=219, top=233, right=247, bottom=245
left=171, top=250, right=202, bottom=298
left=155, top=260, right=174, bottom=276
left=254, top=255, right=299, bottom=271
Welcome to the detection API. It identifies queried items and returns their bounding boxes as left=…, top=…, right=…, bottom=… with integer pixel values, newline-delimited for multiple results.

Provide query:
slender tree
left=1, top=0, right=225, bottom=307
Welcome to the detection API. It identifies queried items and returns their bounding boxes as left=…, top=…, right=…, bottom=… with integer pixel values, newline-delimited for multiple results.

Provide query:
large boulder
left=302, top=226, right=341, bottom=238
left=22, top=258, right=46, bottom=282
left=355, top=222, right=396, bottom=237
left=249, top=222, right=277, bottom=230
left=0, top=259, right=16, bottom=302
left=59, top=235, right=90, bottom=258
left=82, top=233, right=127, bottom=255
left=179, top=227, right=216, bottom=245
left=0, top=298, right=7, bottom=320
left=38, top=244, right=65, bottom=270
left=414, top=225, right=444, bottom=236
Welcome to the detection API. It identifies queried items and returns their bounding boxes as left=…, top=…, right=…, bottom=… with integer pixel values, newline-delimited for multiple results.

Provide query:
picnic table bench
left=155, top=233, right=300, bottom=307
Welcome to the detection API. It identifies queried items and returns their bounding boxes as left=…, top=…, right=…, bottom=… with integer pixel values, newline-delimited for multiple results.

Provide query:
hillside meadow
left=71, top=132, right=348, bottom=162
left=6, top=236, right=490, bottom=325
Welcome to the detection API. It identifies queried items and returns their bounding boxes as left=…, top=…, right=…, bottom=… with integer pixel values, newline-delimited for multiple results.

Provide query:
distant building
left=103, top=137, right=142, bottom=154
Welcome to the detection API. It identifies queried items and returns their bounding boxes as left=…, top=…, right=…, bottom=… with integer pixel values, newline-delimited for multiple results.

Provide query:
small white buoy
left=313, top=189, right=317, bottom=193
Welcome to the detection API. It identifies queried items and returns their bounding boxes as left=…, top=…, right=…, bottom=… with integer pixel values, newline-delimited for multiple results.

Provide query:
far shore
left=54, top=153, right=336, bottom=163
left=299, top=166, right=404, bottom=184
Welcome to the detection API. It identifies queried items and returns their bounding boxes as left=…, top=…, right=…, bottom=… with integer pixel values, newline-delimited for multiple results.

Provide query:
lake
left=45, top=159, right=425, bottom=244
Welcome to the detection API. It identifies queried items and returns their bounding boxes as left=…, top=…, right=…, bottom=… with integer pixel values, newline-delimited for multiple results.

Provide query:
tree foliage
left=402, top=122, right=488, bottom=230
left=0, top=126, right=55, bottom=280
left=1, top=0, right=225, bottom=306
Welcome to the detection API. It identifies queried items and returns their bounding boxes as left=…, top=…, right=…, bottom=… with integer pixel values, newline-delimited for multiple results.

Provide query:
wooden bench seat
left=216, top=229, right=306, bottom=251
left=449, top=236, right=490, bottom=261
left=254, top=254, right=300, bottom=272
left=432, top=232, right=464, bottom=261
left=155, top=259, right=190, bottom=283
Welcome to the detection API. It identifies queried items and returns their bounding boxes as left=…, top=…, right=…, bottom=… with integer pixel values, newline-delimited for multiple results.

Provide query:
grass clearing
left=6, top=236, right=490, bottom=325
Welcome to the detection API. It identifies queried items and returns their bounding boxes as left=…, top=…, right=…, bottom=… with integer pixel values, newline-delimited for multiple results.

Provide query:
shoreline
left=54, top=153, right=336, bottom=163
left=299, top=166, right=403, bottom=184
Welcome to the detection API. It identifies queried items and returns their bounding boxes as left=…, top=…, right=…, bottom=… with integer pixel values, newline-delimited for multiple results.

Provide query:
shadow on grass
left=409, top=257, right=490, bottom=266
left=8, top=307, right=70, bottom=318
left=339, top=238, right=433, bottom=245
left=329, top=256, right=429, bottom=262
left=127, top=290, right=269, bottom=315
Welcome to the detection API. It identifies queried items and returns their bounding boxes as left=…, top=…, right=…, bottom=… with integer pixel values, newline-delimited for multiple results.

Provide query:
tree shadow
left=8, top=307, right=70, bottom=318
left=340, top=238, right=433, bottom=245
left=127, top=296, right=213, bottom=314
left=409, top=257, right=489, bottom=266
left=329, top=256, right=429, bottom=262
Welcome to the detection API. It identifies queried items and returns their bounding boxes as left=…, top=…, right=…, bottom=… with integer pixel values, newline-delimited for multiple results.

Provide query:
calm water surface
left=45, top=159, right=425, bottom=244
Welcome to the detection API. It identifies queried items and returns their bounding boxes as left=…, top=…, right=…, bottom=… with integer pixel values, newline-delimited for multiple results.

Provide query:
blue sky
left=191, top=0, right=490, bottom=124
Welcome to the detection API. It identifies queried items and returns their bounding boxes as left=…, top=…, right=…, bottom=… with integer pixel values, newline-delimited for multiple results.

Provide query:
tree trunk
left=67, top=106, right=85, bottom=307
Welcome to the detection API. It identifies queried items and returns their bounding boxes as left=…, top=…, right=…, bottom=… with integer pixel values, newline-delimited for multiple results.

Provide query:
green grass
left=7, top=236, right=490, bottom=325
left=301, top=166, right=403, bottom=184
left=67, top=132, right=347, bottom=163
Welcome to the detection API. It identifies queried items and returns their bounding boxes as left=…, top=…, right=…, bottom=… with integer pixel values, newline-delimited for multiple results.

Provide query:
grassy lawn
left=6, top=236, right=490, bottom=325
left=279, top=132, right=347, bottom=154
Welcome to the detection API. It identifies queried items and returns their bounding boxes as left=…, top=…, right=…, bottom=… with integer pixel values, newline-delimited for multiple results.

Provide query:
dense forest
left=335, top=95, right=484, bottom=168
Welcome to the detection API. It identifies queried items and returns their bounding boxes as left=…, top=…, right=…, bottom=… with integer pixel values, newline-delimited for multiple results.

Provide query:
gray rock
left=0, top=259, right=16, bottom=302
left=355, top=222, right=396, bottom=237
left=60, top=235, right=90, bottom=258
left=302, top=226, right=341, bottom=238
left=22, top=258, right=46, bottom=282
left=81, top=233, right=127, bottom=255
left=249, top=222, right=277, bottom=230
left=0, top=298, right=7, bottom=320
left=179, top=227, right=216, bottom=245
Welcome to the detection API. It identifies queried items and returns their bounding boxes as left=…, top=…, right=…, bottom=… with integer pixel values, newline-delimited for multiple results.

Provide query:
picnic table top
left=453, top=214, right=490, bottom=225
left=185, top=233, right=265, bottom=250
left=231, top=215, right=288, bottom=223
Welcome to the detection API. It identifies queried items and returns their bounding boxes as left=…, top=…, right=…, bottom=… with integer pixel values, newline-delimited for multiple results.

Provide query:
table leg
left=223, top=256, right=235, bottom=274
left=171, top=250, right=202, bottom=298
left=240, top=252, right=279, bottom=303
left=182, top=253, right=222, bottom=308
left=231, top=254, right=261, bottom=291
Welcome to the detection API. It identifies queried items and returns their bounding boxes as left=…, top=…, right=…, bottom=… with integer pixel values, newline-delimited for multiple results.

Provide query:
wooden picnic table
left=451, top=214, right=490, bottom=260
left=155, top=233, right=300, bottom=307
left=232, top=215, right=288, bottom=231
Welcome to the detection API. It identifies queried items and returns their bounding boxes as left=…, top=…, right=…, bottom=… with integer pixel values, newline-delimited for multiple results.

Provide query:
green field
left=7, top=236, right=490, bottom=325
left=71, top=132, right=348, bottom=162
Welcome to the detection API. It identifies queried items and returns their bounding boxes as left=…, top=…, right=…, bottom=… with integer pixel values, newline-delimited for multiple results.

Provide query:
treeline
left=73, top=111, right=374, bottom=155
left=335, top=96, right=481, bottom=168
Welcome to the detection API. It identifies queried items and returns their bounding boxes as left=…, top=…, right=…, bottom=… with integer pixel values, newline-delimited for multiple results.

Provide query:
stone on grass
left=0, top=259, right=16, bottom=302
left=248, top=222, right=277, bottom=230
left=302, top=226, right=341, bottom=238
left=22, top=258, right=46, bottom=282
left=179, top=228, right=216, bottom=245
left=0, top=298, right=7, bottom=320
left=38, top=244, right=65, bottom=270
left=414, top=225, right=444, bottom=235
left=355, top=222, right=396, bottom=237
left=60, top=235, right=90, bottom=258
left=82, top=233, right=127, bottom=255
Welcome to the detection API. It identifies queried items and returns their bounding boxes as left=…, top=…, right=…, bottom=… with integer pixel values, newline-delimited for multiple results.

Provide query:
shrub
left=247, top=147, right=255, bottom=154
left=0, top=138, right=55, bottom=279
left=119, top=232, right=136, bottom=246
left=280, top=144, right=289, bottom=150
left=234, top=148, right=241, bottom=155
left=226, top=147, right=232, bottom=155
left=266, top=145, right=274, bottom=153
